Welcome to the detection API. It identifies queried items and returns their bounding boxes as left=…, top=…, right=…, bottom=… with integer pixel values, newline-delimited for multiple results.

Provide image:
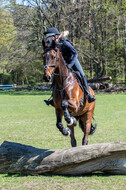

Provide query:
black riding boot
left=83, top=76, right=96, bottom=103
left=72, top=59, right=96, bottom=103
left=44, top=97, right=54, bottom=106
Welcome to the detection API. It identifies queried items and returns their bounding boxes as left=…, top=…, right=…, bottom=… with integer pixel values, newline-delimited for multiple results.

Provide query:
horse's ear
left=42, top=39, right=46, bottom=49
left=52, top=40, right=56, bottom=49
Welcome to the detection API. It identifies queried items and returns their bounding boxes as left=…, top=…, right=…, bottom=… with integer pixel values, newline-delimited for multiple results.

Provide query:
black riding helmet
left=44, top=27, right=60, bottom=38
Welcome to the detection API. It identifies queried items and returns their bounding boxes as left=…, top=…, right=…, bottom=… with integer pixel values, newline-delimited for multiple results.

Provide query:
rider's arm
left=64, top=41, right=78, bottom=68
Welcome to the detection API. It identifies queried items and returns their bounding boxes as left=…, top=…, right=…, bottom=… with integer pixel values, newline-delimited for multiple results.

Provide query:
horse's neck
left=54, top=50, right=70, bottom=87
left=57, top=50, right=68, bottom=76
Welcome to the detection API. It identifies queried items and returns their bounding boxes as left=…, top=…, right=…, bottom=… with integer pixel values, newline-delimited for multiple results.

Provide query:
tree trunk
left=0, top=141, right=126, bottom=175
left=124, top=18, right=126, bottom=85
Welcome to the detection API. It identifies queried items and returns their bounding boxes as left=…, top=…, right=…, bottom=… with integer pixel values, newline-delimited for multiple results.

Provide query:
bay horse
left=42, top=40, right=96, bottom=147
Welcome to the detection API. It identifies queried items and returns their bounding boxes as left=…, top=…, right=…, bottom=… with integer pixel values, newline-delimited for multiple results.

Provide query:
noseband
left=44, top=64, right=56, bottom=70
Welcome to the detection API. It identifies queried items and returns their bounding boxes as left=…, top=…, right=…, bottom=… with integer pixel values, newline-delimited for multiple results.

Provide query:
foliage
left=0, top=73, right=13, bottom=84
left=0, top=7, right=16, bottom=73
left=0, top=0, right=126, bottom=84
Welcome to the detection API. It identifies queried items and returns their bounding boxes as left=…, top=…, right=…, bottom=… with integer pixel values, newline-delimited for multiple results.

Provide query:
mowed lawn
left=0, top=91, right=126, bottom=190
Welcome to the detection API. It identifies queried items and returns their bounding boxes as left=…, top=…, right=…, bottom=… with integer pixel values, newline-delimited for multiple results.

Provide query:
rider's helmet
left=44, top=27, right=60, bottom=38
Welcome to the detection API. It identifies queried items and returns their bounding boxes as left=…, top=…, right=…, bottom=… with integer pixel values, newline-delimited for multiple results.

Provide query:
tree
left=0, top=0, right=126, bottom=85
left=0, top=7, right=16, bottom=72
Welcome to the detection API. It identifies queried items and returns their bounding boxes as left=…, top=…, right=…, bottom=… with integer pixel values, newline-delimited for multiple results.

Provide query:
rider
left=43, top=27, right=96, bottom=104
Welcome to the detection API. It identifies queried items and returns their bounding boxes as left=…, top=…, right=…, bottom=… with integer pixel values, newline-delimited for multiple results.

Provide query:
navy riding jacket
left=59, top=38, right=78, bottom=68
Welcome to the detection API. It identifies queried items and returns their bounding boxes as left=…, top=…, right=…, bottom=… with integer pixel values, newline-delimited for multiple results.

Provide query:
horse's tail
left=79, top=118, right=97, bottom=135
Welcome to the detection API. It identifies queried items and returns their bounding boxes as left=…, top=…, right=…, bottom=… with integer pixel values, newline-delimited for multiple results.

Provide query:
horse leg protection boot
left=56, top=122, right=71, bottom=136
left=61, top=101, right=72, bottom=124
left=61, top=100, right=77, bottom=126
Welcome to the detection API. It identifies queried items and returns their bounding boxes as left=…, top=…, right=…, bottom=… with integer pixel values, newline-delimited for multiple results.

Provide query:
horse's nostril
left=43, top=75, right=51, bottom=82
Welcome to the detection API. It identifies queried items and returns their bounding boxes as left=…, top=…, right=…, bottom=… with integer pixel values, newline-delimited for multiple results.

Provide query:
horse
left=42, top=39, right=97, bottom=147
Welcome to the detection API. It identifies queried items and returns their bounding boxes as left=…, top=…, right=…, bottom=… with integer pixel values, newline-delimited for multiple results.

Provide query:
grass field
left=0, top=91, right=126, bottom=190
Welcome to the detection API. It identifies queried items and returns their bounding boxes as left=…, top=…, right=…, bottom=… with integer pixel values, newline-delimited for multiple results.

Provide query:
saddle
left=72, top=70, right=86, bottom=107
left=72, top=71, right=85, bottom=93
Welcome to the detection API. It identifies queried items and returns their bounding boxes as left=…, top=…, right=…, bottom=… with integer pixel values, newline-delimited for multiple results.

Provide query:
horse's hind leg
left=80, top=112, right=92, bottom=145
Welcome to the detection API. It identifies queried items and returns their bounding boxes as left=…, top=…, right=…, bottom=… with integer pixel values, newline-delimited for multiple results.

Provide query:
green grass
left=0, top=91, right=126, bottom=190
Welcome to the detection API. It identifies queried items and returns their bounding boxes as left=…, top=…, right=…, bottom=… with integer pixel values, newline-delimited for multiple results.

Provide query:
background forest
left=0, top=0, right=126, bottom=85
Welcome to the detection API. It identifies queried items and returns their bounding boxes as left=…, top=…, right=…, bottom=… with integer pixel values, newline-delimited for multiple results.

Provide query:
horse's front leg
left=61, top=100, right=77, bottom=127
left=56, top=108, right=71, bottom=136
left=61, top=100, right=77, bottom=147
left=69, top=125, right=77, bottom=147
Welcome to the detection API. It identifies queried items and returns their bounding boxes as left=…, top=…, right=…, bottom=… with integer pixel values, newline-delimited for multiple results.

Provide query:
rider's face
left=47, top=35, right=58, bottom=40
left=47, top=36, right=55, bottom=40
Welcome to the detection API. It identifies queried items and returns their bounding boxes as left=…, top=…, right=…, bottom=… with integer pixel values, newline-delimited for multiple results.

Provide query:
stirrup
left=87, top=94, right=96, bottom=103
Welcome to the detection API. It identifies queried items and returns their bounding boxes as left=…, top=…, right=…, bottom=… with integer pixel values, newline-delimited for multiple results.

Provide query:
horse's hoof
left=62, top=127, right=71, bottom=136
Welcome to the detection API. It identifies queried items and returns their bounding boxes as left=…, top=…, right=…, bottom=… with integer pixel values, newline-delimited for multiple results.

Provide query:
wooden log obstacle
left=0, top=141, right=126, bottom=175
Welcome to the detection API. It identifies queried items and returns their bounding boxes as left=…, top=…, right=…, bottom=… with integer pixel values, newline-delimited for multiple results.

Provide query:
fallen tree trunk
left=87, top=76, right=112, bottom=83
left=0, top=141, right=126, bottom=175
left=89, top=82, right=113, bottom=90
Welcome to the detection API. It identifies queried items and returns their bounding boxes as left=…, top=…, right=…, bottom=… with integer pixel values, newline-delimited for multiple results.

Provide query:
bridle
left=43, top=47, right=57, bottom=72
left=43, top=59, right=58, bottom=72
left=43, top=48, right=68, bottom=77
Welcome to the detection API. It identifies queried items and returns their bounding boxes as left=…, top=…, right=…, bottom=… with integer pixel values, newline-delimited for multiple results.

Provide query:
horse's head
left=42, top=39, right=58, bottom=82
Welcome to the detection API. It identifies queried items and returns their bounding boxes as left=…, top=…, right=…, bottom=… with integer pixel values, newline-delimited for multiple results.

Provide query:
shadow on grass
left=42, top=173, right=120, bottom=178
left=3, top=172, right=119, bottom=178
left=4, top=174, right=28, bottom=178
